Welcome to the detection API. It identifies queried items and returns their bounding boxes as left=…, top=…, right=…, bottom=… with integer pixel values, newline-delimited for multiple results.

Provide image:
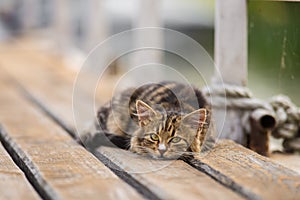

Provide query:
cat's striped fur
left=82, top=81, right=212, bottom=159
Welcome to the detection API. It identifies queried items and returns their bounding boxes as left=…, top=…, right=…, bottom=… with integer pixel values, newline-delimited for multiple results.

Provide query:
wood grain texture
left=0, top=40, right=114, bottom=133
left=0, top=44, right=76, bottom=133
left=99, top=147, right=243, bottom=200
left=2, top=40, right=300, bottom=200
left=0, top=144, right=40, bottom=200
left=0, top=40, right=244, bottom=200
left=0, top=75, right=142, bottom=200
left=188, top=140, right=300, bottom=200
left=214, top=0, right=247, bottom=85
left=213, top=0, right=248, bottom=146
left=271, top=153, right=300, bottom=174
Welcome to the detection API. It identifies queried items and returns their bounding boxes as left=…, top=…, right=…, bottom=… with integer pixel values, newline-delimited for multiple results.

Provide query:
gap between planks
left=0, top=74, right=143, bottom=200
left=189, top=140, right=300, bottom=200
left=0, top=126, right=61, bottom=200
left=0, top=137, right=40, bottom=200
left=7, top=71, right=162, bottom=200
left=12, top=71, right=243, bottom=200
left=1, top=42, right=300, bottom=200
left=0, top=52, right=245, bottom=199
left=17, top=77, right=300, bottom=200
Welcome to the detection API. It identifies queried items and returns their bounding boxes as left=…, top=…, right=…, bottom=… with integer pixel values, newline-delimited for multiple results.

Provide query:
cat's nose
left=158, top=144, right=167, bottom=156
left=158, top=149, right=167, bottom=156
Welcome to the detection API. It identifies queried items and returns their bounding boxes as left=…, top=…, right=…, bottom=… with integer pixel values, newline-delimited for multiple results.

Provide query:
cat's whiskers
left=170, top=150, right=199, bottom=156
left=133, top=145, right=151, bottom=153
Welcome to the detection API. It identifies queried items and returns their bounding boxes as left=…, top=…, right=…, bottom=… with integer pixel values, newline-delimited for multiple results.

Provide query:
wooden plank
left=2, top=40, right=300, bottom=199
left=0, top=42, right=163, bottom=199
left=0, top=74, right=142, bottom=199
left=0, top=41, right=83, bottom=135
left=0, top=144, right=40, bottom=200
left=271, top=153, right=300, bottom=174
left=99, top=147, right=243, bottom=200
left=0, top=38, right=244, bottom=200
left=0, top=40, right=113, bottom=133
left=188, top=140, right=300, bottom=200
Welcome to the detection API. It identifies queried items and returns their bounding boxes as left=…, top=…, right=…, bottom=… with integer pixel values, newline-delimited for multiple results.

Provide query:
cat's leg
left=80, top=129, right=130, bottom=151
left=129, top=136, right=139, bottom=153
left=79, top=129, right=105, bottom=151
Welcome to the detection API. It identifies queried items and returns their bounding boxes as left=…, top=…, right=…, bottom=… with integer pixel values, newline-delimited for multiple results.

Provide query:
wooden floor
left=0, top=39, right=300, bottom=200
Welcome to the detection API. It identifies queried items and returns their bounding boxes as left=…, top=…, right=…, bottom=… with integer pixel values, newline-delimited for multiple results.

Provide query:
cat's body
left=82, top=81, right=212, bottom=159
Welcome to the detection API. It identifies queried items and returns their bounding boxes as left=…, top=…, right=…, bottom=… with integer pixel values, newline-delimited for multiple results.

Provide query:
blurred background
left=0, top=0, right=299, bottom=104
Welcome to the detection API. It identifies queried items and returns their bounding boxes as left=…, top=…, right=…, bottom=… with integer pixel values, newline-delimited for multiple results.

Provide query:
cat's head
left=131, top=100, right=208, bottom=159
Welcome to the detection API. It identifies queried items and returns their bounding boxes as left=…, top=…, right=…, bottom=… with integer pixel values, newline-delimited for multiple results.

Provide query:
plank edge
left=185, top=158, right=260, bottom=200
left=0, top=125, right=61, bottom=200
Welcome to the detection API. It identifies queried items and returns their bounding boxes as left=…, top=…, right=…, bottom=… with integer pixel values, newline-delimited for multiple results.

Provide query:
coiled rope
left=203, top=84, right=300, bottom=153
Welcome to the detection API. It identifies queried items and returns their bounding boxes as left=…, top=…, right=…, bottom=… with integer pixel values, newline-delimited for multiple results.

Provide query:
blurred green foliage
left=248, top=1, right=300, bottom=104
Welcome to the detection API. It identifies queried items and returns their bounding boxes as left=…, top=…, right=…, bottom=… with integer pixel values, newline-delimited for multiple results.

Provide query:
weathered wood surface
left=0, top=41, right=76, bottom=133
left=0, top=40, right=114, bottom=134
left=1, top=40, right=300, bottom=200
left=0, top=39, right=243, bottom=200
left=271, top=153, right=300, bottom=174
left=214, top=0, right=247, bottom=85
left=99, top=147, right=243, bottom=200
left=0, top=74, right=142, bottom=199
left=213, top=0, right=249, bottom=146
left=0, top=144, right=40, bottom=200
left=189, top=140, right=300, bottom=200
left=0, top=75, right=40, bottom=200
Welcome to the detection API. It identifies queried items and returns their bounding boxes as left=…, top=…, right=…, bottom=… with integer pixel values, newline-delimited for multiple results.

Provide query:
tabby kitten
left=82, top=81, right=211, bottom=159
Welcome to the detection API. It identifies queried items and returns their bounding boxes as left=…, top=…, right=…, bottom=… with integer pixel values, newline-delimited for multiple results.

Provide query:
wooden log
left=81, top=0, right=112, bottom=75
left=188, top=140, right=300, bottom=200
left=52, top=0, right=73, bottom=54
left=130, top=0, right=164, bottom=82
left=214, top=0, right=247, bottom=85
left=20, top=0, right=39, bottom=31
left=0, top=74, right=142, bottom=200
left=84, top=0, right=108, bottom=52
left=0, top=144, right=40, bottom=200
left=213, top=0, right=248, bottom=145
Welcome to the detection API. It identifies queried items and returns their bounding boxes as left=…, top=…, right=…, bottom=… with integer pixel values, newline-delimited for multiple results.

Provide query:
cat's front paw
left=80, top=132, right=103, bottom=152
left=79, top=132, right=92, bottom=148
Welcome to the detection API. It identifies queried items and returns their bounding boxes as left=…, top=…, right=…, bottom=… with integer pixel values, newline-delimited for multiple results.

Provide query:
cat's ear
left=182, top=108, right=207, bottom=129
left=136, top=100, right=157, bottom=127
